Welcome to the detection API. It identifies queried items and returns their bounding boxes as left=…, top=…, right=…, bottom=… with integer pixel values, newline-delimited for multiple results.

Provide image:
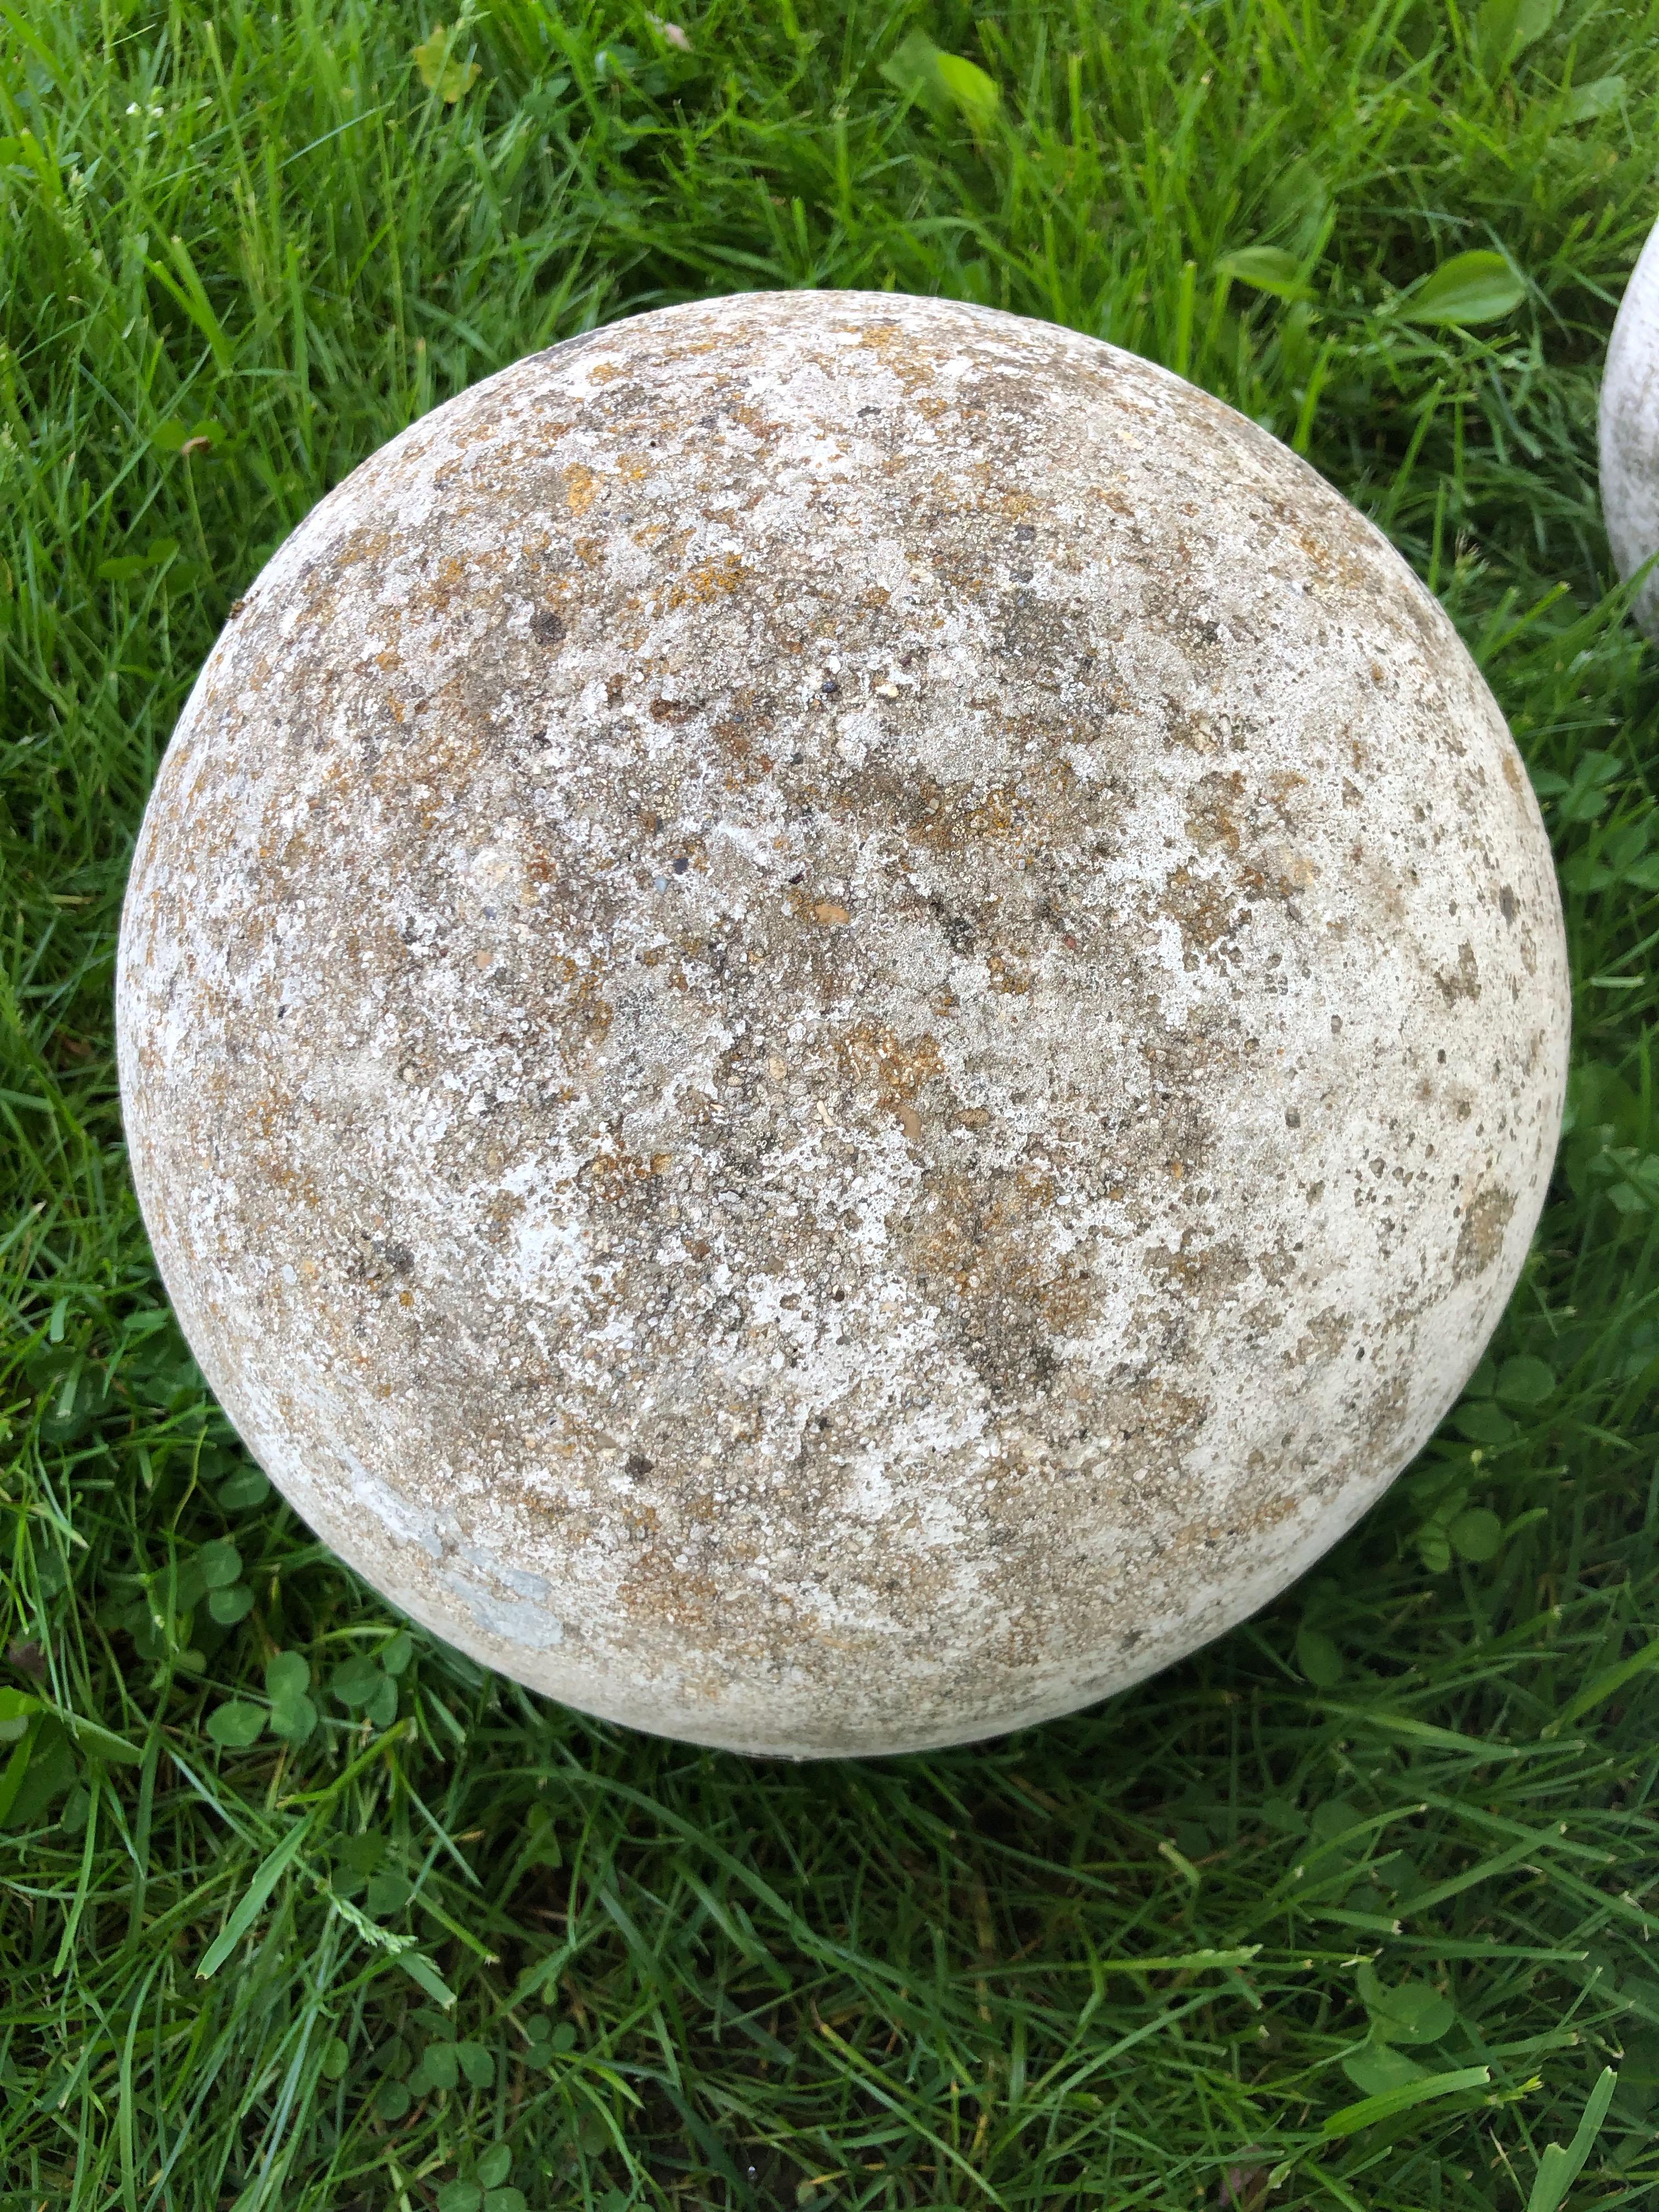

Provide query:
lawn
left=3, top=1, right=1659, bottom=2206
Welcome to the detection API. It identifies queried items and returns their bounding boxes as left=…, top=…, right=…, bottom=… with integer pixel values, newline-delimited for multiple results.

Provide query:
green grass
left=2, top=0, right=1658, bottom=2205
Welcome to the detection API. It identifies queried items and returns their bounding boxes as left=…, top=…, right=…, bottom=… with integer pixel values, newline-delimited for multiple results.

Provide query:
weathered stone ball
left=1600, top=213, right=1659, bottom=636
left=118, top=292, right=1570, bottom=1757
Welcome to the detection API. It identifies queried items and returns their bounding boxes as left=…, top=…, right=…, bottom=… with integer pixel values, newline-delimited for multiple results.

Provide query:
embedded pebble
left=116, top=292, right=1570, bottom=1757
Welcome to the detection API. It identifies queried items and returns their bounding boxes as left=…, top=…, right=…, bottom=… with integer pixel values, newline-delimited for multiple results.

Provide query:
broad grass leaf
left=206, top=1700, right=266, bottom=1748
left=456, top=2040, right=494, bottom=2086
left=1542, top=1634, right=1659, bottom=1737
left=416, top=2042, right=460, bottom=2092
left=1400, top=251, right=1523, bottom=325
left=1322, top=2064, right=1489, bottom=2138
left=1295, top=1627, right=1344, bottom=1686
left=266, top=1652, right=317, bottom=1739
left=0, top=1688, right=41, bottom=1741
left=1496, top=1355, right=1555, bottom=1406
left=218, top=1464, right=270, bottom=1509
left=339, top=1833, right=386, bottom=1878
left=331, top=1655, right=384, bottom=1707
left=366, top=1870, right=412, bottom=1916
left=1449, top=1507, right=1503, bottom=1563
left=1525, top=2067, right=1617, bottom=2212
left=198, top=1539, right=241, bottom=1589
left=207, top=1583, right=254, bottom=1624
left=1417, top=1521, right=1451, bottom=1572
left=2, top=1717, right=76, bottom=1829
left=0, top=1726, right=37, bottom=1826
left=399, top=1950, right=456, bottom=2008
left=881, top=32, right=998, bottom=138
left=933, top=52, right=999, bottom=137
left=1563, top=1062, right=1642, bottom=1144
left=1477, top=0, right=1561, bottom=76
left=61, top=1711, right=143, bottom=1765
left=1452, top=1398, right=1516, bottom=1444
left=1342, top=2041, right=1428, bottom=2096
left=413, top=24, right=481, bottom=103
left=268, top=1692, right=317, bottom=1743
left=265, top=1650, right=309, bottom=1702
left=1218, top=245, right=1312, bottom=301
left=1565, top=75, right=1623, bottom=122
left=196, top=1819, right=311, bottom=1977
left=1357, top=1962, right=1456, bottom=2044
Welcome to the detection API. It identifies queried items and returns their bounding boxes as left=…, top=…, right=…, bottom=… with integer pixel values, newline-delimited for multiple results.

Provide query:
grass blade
left=196, top=1820, right=312, bottom=1979
left=1525, top=2068, right=1618, bottom=2212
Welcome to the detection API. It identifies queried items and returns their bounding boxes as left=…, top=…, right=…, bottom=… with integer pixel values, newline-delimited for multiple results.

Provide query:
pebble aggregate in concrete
left=117, top=292, right=1570, bottom=1756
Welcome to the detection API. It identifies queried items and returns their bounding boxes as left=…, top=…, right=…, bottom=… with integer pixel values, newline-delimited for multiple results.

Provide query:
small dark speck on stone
left=624, top=1451, right=653, bottom=1479
left=857, top=404, right=881, bottom=416
left=673, top=856, right=689, bottom=874
left=278, top=1005, right=287, bottom=1019
left=1498, top=884, right=1517, bottom=923
left=1330, top=1014, right=1343, bottom=1034
left=1012, top=566, right=1034, bottom=583
left=1014, top=523, right=1035, bottom=540
left=1285, top=1109, right=1300, bottom=1128
left=530, top=607, right=564, bottom=646
left=531, top=730, right=551, bottom=750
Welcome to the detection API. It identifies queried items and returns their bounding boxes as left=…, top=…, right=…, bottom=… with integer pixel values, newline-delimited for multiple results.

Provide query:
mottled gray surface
left=1601, top=212, right=1659, bottom=637
left=117, top=292, right=1570, bottom=1756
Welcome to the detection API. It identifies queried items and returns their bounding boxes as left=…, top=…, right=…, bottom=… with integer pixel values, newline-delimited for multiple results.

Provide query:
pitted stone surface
left=117, top=292, right=1570, bottom=1756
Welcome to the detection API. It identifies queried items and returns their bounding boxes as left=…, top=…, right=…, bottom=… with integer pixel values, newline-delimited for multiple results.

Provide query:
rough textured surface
left=1600, top=211, right=1659, bottom=636
left=116, top=292, right=1571, bottom=1757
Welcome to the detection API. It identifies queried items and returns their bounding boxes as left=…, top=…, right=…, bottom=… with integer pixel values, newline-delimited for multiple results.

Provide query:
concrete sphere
left=117, top=292, right=1570, bottom=1757
left=1601, top=213, right=1659, bottom=636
